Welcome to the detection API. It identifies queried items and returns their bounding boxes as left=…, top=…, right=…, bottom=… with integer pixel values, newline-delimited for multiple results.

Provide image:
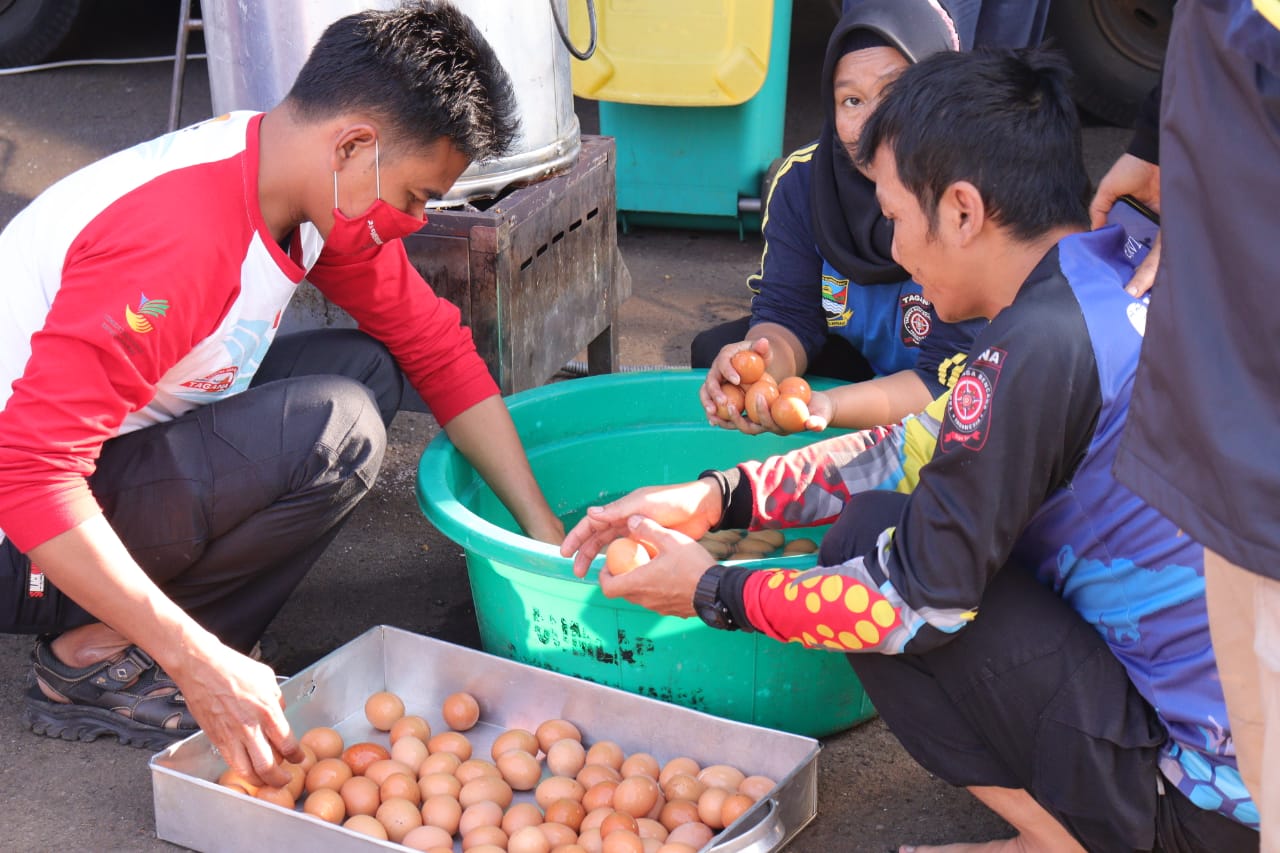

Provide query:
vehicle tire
left=0, top=0, right=84, bottom=67
left=1046, top=0, right=1173, bottom=127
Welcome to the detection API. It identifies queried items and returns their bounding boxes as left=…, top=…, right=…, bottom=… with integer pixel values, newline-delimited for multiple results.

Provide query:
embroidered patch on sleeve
left=899, top=293, right=933, bottom=347
left=939, top=346, right=1005, bottom=453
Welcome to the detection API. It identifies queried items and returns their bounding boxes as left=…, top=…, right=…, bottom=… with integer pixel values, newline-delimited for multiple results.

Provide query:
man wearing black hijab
left=694, top=0, right=986, bottom=434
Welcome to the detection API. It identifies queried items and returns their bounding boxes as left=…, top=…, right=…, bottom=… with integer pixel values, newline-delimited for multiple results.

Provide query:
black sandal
left=22, top=636, right=198, bottom=750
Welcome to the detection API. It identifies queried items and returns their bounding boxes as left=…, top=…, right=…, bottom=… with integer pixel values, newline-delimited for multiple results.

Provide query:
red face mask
left=325, top=138, right=426, bottom=256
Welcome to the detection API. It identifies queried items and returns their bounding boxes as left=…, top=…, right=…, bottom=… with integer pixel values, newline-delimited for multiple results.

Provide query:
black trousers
left=689, top=316, right=875, bottom=382
left=0, top=329, right=402, bottom=653
left=828, top=491, right=1259, bottom=853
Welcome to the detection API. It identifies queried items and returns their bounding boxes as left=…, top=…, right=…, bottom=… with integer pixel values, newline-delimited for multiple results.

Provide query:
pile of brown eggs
left=715, top=351, right=814, bottom=432
left=217, top=689, right=775, bottom=852
left=697, top=529, right=818, bottom=562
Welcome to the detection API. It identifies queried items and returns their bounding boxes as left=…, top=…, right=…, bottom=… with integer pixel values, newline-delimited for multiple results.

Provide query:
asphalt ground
left=0, top=3, right=1131, bottom=850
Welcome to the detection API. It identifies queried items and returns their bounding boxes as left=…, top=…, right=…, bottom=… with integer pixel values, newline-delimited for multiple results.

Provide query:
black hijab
left=810, top=0, right=959, bottom=284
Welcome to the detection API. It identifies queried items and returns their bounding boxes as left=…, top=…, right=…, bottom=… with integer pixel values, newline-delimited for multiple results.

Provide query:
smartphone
left=1106, top=194, right=1160, bottom=267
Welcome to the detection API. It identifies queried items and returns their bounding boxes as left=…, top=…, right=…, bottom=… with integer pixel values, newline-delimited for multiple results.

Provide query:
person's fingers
left=1125, top=233, right=1162, bottom=297
left=1088, top=184, right=1120, bottom=230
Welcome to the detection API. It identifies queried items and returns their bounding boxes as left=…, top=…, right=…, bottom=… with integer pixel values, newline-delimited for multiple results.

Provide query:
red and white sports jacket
left=0, top=112, right=497, bottom=551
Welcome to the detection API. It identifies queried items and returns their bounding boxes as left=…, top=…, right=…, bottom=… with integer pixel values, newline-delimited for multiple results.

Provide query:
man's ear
left=329, top=123, right=377, bottom=172
left=942, top=180, right=986, bottom=246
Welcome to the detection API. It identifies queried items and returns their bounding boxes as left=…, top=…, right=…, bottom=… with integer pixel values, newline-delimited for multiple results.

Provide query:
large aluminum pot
left=202, top=0, right=581, bottom=204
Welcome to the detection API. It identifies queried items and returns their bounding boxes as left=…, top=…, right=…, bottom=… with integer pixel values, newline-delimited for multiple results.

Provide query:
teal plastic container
left=416, top=371, right=876, bottom=737
left=599, top=0, right=793, bottom=233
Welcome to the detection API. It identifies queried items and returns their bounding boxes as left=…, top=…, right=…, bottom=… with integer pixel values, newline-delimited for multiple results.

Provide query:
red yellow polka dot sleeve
left=740, top=565, right=908, bottom=653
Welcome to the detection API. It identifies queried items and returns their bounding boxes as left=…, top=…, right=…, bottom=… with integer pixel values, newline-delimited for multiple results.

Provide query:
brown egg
left=658, top=799, right=700, bottom=832
left=300, top=726, right=344, bottom=761
left=699, top=538, right=734, bottom=560
left=535, top=718, right=583, bottom=753
left=460, top=775, right=514, bottom=809
left=377, top=796, right=423, bottom=843
left=419, top=751, right=462, bottom=778
left=655, top=842, right=699, bottom=853
left=577, top=763, right=622, bottom=789
left=585, top=742, right=624, bottom=771
left=545, top=796, right=586, bottom=831
left=577, top=829, right=603, bottom=853
left=341, top=741, right=390, bottom=776
left=496, top=748, right=543, bottom=791
left=391, top=734, right=430, bottom=771
left=421, top=793, right=462, bottom=834
left=456, top=758, right=502, bottom=785
left=613, top=776, right=660, bottom=818
left=365, top=690, right=406, bottom=731
left=602, top=829, right=644, bottom=853
left=295, top=743, right=319, bottom=774
left=658, top=758, right=700, bottom=788
left=305, top=757, right=352, bottom=794
left=600, top=810, right=639, bottom=838
left=645, top=792, right=666, bottom=823
left=715, top=382, right=747, bottom=421
left=442, top=691, right=481, bottom=731
left=217, top=767, right=263, bottom=797
left=459, top=799, right=504, bottom=834
left=721, top=792, right=754, bottom=827
left=743, top=378, right=780, bottom=424
left=467, top=846, right=508, bottom=853
left=365, top=758, right=417, bottom=786
left=605, top=537, right=653, bottom=576
left=738, top=774, right=776, bottom=801
left=581, top=806, right=614, bottom=833
left=344, top=813, right=389, bottom=840
left=636, top=818, right=668, bottom=842
left=463, top=825, right=509, bottom=851
left=429, top=730, right=474, bottom=762
left=281, top=762, right=306, bottom=800
left=502, top=801, right=545, bottom=835
left=582, top=780, right=618, bottom=812
left=339, top=775, right=381, bottom=817
left=254, top=785, right=295, bottom=809
left=491, top=728, right=540, bottom=760
left=781, top=537, right=819, bottom=556
left=547, top=738, right=588, bottom=778
left=401, top=824, right=455, bottom=852
left=619, top=753, right=660, bottom=780
left=729, top=350, right=766, bottom=385
left=302, top=786, right=345, bottom=823
left=419, top=771, right=463, bottom=800
left=391, top=714, right=432, bottom=745
left=666, top=822, right=714, bottom=849
left=696, top=787, right=729, bottom=829
left=745, top=529, right=785, bottom=549
left=697, top=764, right=746, bottom=792
left=509, top=824, right=554, bottom=853
left=777, top=375, right=812, bottom=404
left=770, top=395, right=811, bottom=432
left=382, top=772, right=422, bottom=806
left=536, top=775, right=587, bottom=810
left=541, top=823, right=580, bottom=848
left=661, top=774, right=705, bottom=803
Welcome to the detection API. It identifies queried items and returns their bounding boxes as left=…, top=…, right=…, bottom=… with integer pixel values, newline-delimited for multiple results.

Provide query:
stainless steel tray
left=150, top=625, right=820, bottom=852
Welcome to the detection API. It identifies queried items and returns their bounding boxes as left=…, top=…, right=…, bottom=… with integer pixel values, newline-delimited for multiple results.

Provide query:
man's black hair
left=856, top=47, right=1090, bottom=240
left=286, top=0, right=519, bottom=162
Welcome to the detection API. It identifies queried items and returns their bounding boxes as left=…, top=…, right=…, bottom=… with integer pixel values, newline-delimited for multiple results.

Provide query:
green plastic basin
left=416, top=371, right=876, bottom=737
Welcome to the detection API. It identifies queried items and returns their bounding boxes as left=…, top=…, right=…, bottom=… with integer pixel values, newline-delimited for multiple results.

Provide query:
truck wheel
left=1047, top=0, right=1173, bottom=127
left=0, top=0, right=84, bottom=67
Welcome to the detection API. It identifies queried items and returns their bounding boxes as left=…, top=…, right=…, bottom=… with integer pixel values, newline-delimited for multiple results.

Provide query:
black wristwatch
left=693, top=565, right=739, bottom=631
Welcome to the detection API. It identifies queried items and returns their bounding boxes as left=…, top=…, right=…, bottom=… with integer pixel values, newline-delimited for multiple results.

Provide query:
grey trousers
left=1, top=329, right=402, bottom=652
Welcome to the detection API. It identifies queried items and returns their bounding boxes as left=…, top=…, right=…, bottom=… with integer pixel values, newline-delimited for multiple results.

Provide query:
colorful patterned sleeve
left=739, top=396, right=947, bottom=529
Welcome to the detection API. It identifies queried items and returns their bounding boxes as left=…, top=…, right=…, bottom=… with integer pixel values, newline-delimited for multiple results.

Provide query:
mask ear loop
left=374, top=137, right=382, bottom=200
left=333, top=170, right=339, bottom=210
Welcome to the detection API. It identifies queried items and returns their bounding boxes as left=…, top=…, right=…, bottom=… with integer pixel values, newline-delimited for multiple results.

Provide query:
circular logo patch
left=949, top=373, right=991, bottom=432
left=902, top=304, right=932, bottom=345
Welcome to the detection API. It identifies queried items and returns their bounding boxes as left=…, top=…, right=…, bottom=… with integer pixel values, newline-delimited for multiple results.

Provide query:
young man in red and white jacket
left=0, top=1, right=562, bottom=786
